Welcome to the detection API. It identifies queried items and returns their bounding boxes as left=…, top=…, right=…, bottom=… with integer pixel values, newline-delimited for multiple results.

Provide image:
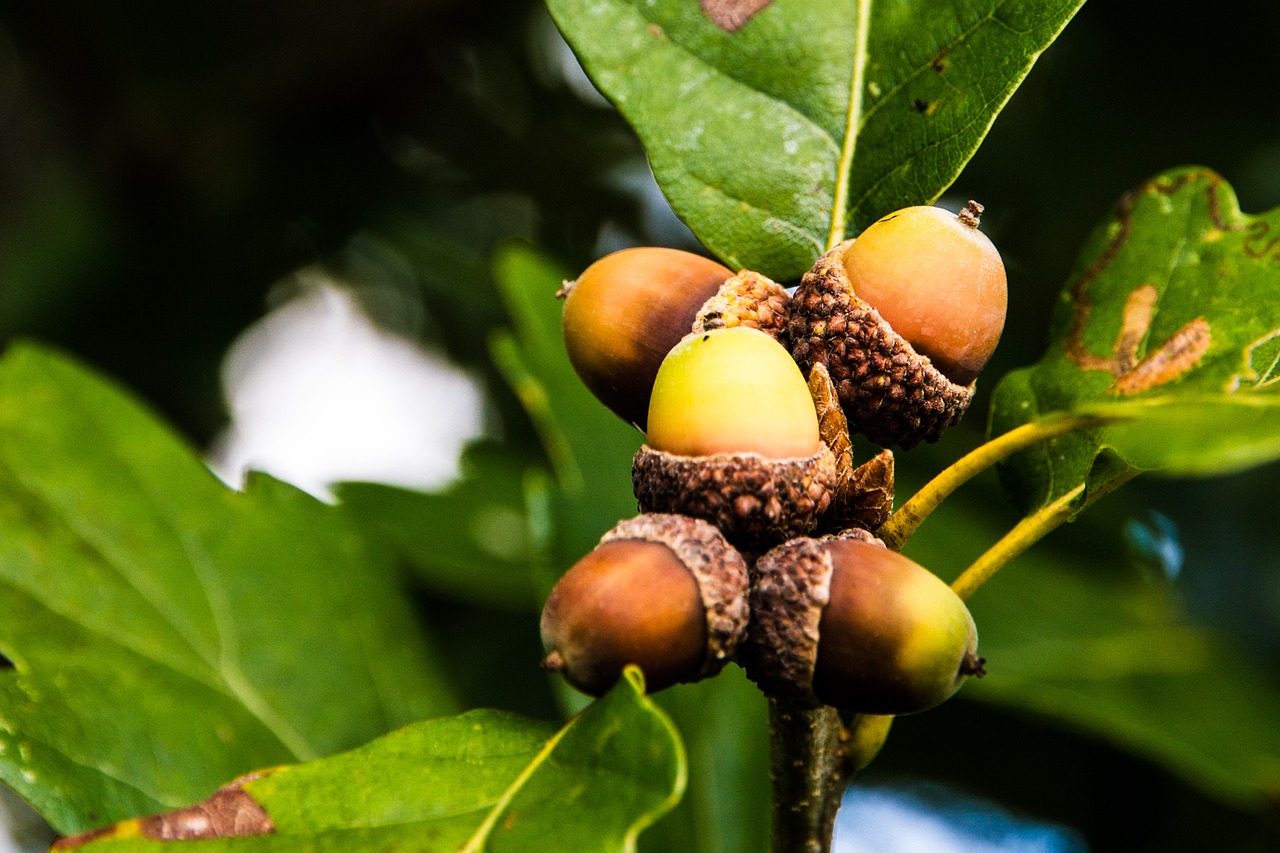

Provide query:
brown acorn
left=740, top=532, right=984, bottom=714
left=631, top=326, right=836, bottom=551
left=540, top=513, right=750, bottom=697
left=788, top=202, right=1007, bottom=448
left=560, top=248, right=790, bottom=429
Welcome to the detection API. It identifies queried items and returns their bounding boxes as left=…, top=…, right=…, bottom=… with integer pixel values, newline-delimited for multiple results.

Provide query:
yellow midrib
left=826, top=0, right=874, bottom=251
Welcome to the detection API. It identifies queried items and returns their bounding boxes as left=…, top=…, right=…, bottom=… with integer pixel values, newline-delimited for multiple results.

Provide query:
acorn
left=788, top=202, right=1007, bottom=448
left=540, top=513, right=750, bottom=697
left=560, top=247, right=790, bottom=429
left=740, top=531, right=984, bottom=714
left=631, top=326, right=836, bottom=551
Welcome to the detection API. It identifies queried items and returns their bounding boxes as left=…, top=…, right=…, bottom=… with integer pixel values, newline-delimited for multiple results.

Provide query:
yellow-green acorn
left=632, top=326, right=836, bottom=551
left=789, top=202, right=1007, bottom=448
left=741, top=533, right=984, bottom=714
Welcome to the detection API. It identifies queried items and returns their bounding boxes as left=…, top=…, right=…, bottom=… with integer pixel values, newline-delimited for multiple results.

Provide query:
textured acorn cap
left=632, top=444, right=837, bottom=552
left=788, top=240, right=975, bottom=449
left=806, top=362, right=896, bottom=533
left=600, top=513, right=750, bottom=678
left=738, top=530, right=885, bottom=707
left=693, top=269, right=791, bottom=342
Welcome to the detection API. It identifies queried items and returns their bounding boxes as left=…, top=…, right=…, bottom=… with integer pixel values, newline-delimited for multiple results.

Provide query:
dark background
left=2, top=2, right=1279, bottom=850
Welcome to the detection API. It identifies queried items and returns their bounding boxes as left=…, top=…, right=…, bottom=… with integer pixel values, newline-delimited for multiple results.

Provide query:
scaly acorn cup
left=560, top=247, right=790, bottom=429
left=632, top=326, right=836, bottom=552
left=740, top=531, right=984, bottom=714
left=540, top=513, right=750, bottom=697
left=788, top=202, right=1007, bottom=448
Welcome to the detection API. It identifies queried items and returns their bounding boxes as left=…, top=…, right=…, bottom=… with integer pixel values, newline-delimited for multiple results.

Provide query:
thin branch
left=877, top=415, right=1112, bottom=549
left=949, top=483, right=1085, bottom=601
left=768, top=699, right=850, bottom=853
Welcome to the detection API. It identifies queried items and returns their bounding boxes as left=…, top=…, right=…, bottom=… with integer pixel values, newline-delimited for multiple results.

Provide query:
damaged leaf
left=992, top=168, right=1280, bottom=512
left=55, top=669, right=684, bottom=852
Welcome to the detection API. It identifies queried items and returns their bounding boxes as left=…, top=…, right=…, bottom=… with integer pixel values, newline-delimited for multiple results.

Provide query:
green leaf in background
left=902, top=482, right=1280, bottom=810
left=55, top=669, right=684, bottom=852
left=337, top=442, right=541, bottom=611
left=0, top=344, right=457, bottom=834
left=992, top=168, right=1280, bottom=511
left=546, top=0, right=1084, bottom=279
left=490, top=241, right=644, bottom=563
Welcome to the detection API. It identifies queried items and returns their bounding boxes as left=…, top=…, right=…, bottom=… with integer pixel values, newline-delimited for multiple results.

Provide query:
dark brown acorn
left=560, top=248, right=789, bottom=430
left=540, top=513, right=749, bottom=696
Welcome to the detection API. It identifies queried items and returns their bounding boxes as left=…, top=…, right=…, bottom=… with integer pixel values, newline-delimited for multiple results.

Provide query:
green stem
left=877, top=415, right=1110, bottom=549
left=949, top=483, right=1085, bottom=601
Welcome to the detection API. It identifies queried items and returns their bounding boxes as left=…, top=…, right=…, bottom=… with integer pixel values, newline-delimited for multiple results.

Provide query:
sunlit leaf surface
left=993, top=168, right=1280, bottom=511
left=0, top=345, right=457, bottom=834
left=547, top=0, right=1083, bottom=278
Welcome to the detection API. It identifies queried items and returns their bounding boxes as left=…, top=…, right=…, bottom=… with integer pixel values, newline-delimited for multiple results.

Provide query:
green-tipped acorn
left=742, top=533, right=983, bottom=714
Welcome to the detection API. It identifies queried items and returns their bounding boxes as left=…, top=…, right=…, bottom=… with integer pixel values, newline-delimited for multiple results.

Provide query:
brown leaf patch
left=700, top=0, right=773, bottom=32
left=54, top=771, right=276, bottom=849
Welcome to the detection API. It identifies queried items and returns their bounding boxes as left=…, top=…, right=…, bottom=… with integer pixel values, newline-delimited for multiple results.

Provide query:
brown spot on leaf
left=932, top=46, right=952, bottom=73
left=1063, top=170, right=1235, bottom=393
left=1065, top=281, right=1210, bottom=394
left=53, top=772, right=276, bottom=849
left=700, top=0, right=773, bottom=32
left=1113, top=284, right=1159, bottom=373
left=1112, top=318, right=1212, bottom=395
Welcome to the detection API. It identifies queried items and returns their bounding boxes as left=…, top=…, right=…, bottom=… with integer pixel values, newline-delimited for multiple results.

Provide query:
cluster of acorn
left=540, top=203, right=1006, bottom=717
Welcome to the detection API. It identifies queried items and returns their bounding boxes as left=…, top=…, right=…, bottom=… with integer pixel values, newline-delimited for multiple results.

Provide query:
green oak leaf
left=992, top=167, right=1280, bottom=511
left=546, top=0, right=1084, bottom=279
left=54, top=669, right=684, bottom=852
left=0, top=343, right=457, bottom=835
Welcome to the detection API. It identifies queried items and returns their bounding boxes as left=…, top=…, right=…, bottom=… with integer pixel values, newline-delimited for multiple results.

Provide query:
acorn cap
left=632, top=444, right=837, bottom=552
left=788, top=240, right=975, bottom=448
left=806, top=363, right=896, bottom=533
left=835, top=449, right=895, bottom=533
left=600, top=513, right=750, bottom=678
left=738, top=531, right=885, bottom=707
left=693, top=269, right=791, bottom=342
